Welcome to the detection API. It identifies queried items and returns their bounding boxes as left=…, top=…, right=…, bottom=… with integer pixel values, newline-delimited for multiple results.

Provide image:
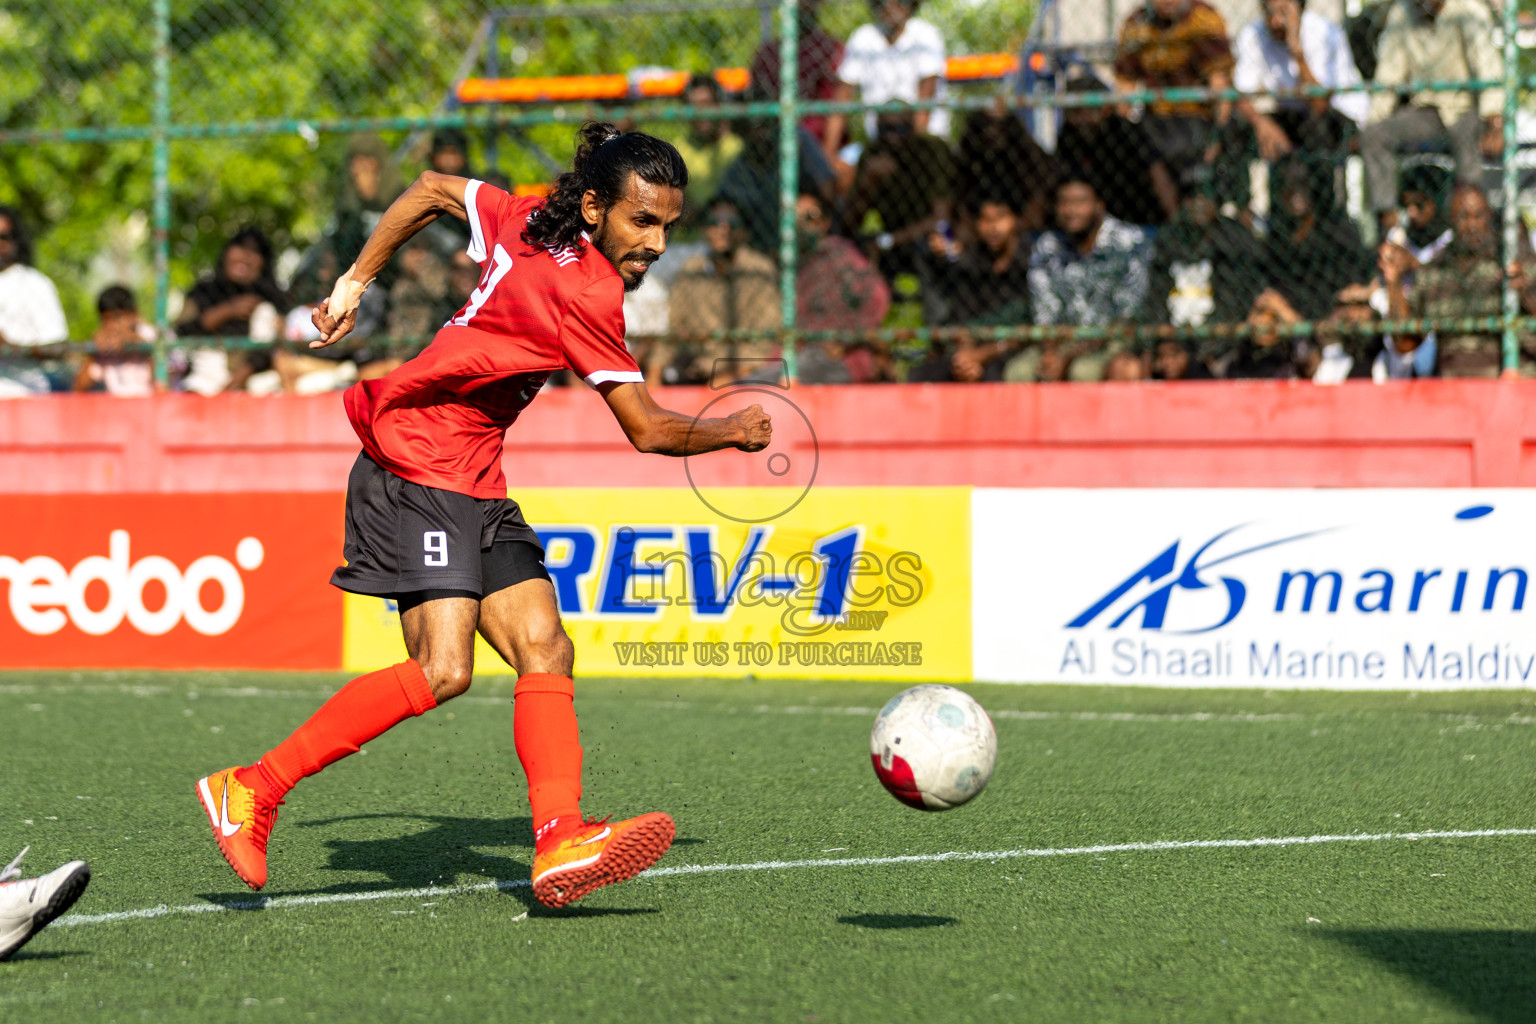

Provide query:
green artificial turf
left=3, top=672, right=1536, bottom=1022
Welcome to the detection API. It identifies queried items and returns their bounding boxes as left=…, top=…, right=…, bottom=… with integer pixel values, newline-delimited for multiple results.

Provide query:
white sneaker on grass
left=0, top=847, right=91, bottom=960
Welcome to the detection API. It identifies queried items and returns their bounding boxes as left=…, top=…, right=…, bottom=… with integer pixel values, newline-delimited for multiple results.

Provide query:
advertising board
left=344, top=487, right=972, bottom=680
left=0, top=494, right=343, bottom=669
left=974, top=489, right=1536, bottom=689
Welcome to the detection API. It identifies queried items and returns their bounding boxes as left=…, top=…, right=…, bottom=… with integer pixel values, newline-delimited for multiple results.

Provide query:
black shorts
left=330, top=452, right=550, bottom=601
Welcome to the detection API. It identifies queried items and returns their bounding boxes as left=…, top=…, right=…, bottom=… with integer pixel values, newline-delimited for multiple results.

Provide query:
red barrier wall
left=4, top=380, right=1535, bottom=493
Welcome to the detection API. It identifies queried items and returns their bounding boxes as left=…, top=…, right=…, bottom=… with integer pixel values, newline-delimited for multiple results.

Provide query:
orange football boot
left=531, top=812, right=675, bottom=908
left=195, top=767, right=279, bottom=891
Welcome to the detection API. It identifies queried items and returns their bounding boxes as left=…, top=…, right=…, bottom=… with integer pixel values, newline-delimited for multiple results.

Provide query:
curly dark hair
left=521, top=122, right=688, bottom=253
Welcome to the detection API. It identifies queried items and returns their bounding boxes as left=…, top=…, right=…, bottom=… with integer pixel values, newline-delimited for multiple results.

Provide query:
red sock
left=237, top=660, right=437, bottom=805
left=514, top=673, right=583, bottom=841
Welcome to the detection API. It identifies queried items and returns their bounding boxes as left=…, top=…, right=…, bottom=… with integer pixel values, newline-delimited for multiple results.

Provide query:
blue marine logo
left=1067, top=525, right=1331, bottom=633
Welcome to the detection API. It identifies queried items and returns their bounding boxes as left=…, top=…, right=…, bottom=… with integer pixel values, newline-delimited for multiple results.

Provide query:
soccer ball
left=869, top=685, right=996, bottom=811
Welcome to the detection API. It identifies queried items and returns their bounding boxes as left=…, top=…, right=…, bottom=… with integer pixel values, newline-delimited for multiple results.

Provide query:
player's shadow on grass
left=196, top=812, right=662, bottom=918
left=1319, top=929, right=1536, bottom=1023
left=838, top=913, right=956, bottom=930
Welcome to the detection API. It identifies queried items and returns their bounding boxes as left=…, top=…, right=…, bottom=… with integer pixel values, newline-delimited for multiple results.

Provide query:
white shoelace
left=0, top=846, right=28, bottom=883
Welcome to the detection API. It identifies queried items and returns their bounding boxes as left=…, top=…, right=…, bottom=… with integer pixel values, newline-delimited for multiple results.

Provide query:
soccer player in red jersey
left=195, top=123, right=772, bottom=907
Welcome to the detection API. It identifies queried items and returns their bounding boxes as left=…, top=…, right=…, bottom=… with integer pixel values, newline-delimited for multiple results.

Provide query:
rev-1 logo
left=1066, top=524, right=1329, bottom=634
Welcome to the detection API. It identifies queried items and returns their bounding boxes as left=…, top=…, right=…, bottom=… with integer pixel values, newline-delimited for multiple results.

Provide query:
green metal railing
left=0, top=0, right=1528, bottom=384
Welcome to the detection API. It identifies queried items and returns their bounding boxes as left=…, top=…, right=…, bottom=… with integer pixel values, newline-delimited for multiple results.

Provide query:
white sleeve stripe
left=464, top=179, right=487, bottom=263
left=584, top=370, right=645, bottom=386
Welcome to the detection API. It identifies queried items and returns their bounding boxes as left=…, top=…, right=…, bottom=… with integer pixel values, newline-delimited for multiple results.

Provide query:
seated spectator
left=1151, top=339, right=1215, bottom=379
left=657, top=200, right=780, bottom=385
left=674, top=75, right=745, bottom=224
left=825, top=0, right=948, bottom=168
left=1056, top=73, right=1178, bottom=227
left=794, top=193, right=892, bottom=383
left=176, top=227, right=288, bottom=394
left=1384, top=184, right=1536, bottom=377
left=1113, top=0, right=1244, bottom=205
left=1021, top=174, right=1151, bottom=382
left=0, top=205, right=68, bottom=396
left=716, top=95, right=837, bottom=257
left=749, top=0, right=844, bottom=146
left=1361, top=0, right=1503, bottom=234
left=419, top=129, right=479, bottom=253
left=1384, top=163, right=1454, bottom=266
left=909, top=192, right=1032, bottom=382
left=796, top=192, right=890, bottom=333
left=929, top=192, right=1032, bottom=328
left=844, top=108, right=953, bottom=281
left=331, top=134, right=405, bottom=289
left=1142, top=166, right=1264, bottom=373
left=954, top=106, right=1059, bottom=234
left=1258, top=159, right=1373, bottom=324
left=1233, top=0, right=1367, bottom=166
left=74, top=286, right=156, bottom=396
left=1235, top=288, right=1313, bottom=378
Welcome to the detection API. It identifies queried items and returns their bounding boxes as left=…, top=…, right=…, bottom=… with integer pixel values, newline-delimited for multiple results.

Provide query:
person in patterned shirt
left=1027, top=174, right=1151, bottom=381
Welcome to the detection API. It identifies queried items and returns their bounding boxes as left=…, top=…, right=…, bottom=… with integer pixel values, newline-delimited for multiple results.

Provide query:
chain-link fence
left=0, top=0, right=1529, bottom=392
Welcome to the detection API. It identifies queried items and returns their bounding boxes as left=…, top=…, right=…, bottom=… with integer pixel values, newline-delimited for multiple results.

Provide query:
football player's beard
left=593, top=229, right=656, bottom=293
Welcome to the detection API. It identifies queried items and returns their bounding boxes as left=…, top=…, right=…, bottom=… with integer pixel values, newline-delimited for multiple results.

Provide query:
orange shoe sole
left=532, top=812, right=675, bottom=908
left=195, top=778, right=267, bottom=892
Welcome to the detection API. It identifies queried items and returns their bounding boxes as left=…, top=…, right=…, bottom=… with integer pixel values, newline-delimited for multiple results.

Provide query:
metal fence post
left=152, top=0, right=172, bottom=385
left=1501, top=0, right=1519, bottom=374
left=777, top=0, right=799, bottom=381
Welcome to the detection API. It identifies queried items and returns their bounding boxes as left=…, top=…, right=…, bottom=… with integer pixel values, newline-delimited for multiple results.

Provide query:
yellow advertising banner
left=343, top=487, right=971, bottom=680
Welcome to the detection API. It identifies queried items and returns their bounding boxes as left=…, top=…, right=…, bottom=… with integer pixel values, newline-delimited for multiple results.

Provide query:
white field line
left=54, top=828, right=1536, bottom=930
left=6, top=684, right=1536, bottom=726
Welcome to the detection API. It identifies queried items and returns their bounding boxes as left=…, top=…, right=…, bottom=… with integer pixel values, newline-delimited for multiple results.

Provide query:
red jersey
left=343, top=180, right=643, bottom=498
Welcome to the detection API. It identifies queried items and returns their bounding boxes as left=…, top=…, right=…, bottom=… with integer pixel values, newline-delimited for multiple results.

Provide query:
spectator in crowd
left=1233, top=0, right=1367, bottom=165
left=928, top=191, right=1032, bottom=328
left=1142, top=165, right=1264, bottom=373
left=1056, top=73, right=1178, bottom=226
left=656, top=200, right=780, bottom=385
left=1232, top=161, right=1372, bottom=377
left=954, top=105, right=1059, bottom=234
left=1360, top=0, right=1504, bottom=233
left=824, top=0, right=948, bottom=168
left=1384, top=184, right=1536, bottom=377
left=1023, top=173, right=1151, bottom=381
left=716, top=92, right=837, bottom=257
left=74, top=285, right=156, bottom=396
left=1151, top=339, right=1215, bottom=379
left=1113, top=0, right=1241, bottom=200
left=1256, top=158, right=1373, bottom=323
left=749, top=0, right=844, bottom=146
left=0, top=205, right=68, bottom=396
left=176, top=227, right=288, bottom=394
left=844, top=108, right=953, bottom=280
left=1335, top=164, right=1453, bottom=374
left=675, top=75, right=745, bottom=221
left=794, top=192, right=891, bottom=383
left=331, top=134, right=405, bottom=286
left=421, top=129, right=478, bottom=251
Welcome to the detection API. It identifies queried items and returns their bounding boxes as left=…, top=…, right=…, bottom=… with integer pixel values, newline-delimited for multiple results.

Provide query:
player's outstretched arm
left=599, top=381, right=771, bottom=456
left=311, top=171, right=472, bottom=348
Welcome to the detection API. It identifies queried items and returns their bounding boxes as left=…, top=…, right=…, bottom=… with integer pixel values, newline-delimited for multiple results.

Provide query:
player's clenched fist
left=310, top=270, right=370, bottom=348
left=730, top=403, right=772, bottom=452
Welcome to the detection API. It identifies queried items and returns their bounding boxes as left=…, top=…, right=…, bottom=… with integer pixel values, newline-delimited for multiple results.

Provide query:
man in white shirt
left=0, top=207, right=69, bottom=396
left=1234, top=0, right=1367, bottom=161
left=823, top=0, right=948, bottom=168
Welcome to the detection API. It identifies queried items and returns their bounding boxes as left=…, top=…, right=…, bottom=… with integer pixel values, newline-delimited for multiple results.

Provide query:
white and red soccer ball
left=870, top=685, right=997, bottom=811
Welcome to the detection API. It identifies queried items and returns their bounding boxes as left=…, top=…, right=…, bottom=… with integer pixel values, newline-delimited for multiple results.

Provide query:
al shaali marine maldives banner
left=973, top=489, right=1536, bottom=689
